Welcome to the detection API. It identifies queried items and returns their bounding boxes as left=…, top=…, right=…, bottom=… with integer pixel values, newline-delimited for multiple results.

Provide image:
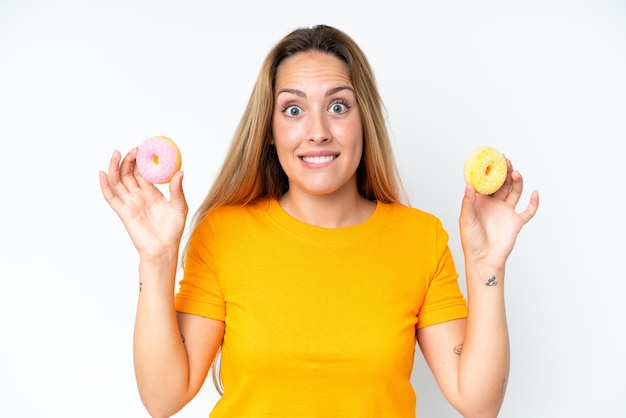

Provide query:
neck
left=278, top=188, right=376, bottom=228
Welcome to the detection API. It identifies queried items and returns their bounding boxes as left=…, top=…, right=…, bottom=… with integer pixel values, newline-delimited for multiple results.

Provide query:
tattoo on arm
left=485, top=276, right=498, bottom=286
left=453, top=344, right=463, bottom=355
left=500, top=378, right=507, bottom=398
left=139, top=281, right=143, bottom=292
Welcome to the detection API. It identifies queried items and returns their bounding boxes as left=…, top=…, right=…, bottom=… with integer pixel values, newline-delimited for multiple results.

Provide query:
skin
left=418, top=158, right=539, bottom=417
left=99, top=149, right=223, bottom=417
left=272, top=51, right=375, bottom=227
left=99, top=51, right=539, bottom=418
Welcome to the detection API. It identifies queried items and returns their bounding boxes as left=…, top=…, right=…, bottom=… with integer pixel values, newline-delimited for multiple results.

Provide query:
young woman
left=100, top=24, right=539, bottom=418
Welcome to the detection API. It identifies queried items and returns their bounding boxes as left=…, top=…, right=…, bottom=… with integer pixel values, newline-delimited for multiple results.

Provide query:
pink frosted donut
left=136, top=135, right=182, bottom=184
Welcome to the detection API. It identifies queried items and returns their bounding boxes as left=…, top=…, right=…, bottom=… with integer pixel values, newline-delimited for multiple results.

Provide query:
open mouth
left=300, top=155, right=337, bottom=164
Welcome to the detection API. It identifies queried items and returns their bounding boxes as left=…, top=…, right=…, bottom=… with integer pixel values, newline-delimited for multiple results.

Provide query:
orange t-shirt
left=175, top=198, right=467, bottom=417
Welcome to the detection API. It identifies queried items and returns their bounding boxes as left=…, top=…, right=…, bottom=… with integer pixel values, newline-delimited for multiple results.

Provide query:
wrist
left=138, top=251, right=179, bottom=290
left=139, top=247, right=179, bottom=268
left=465, top=262, right=506, bottom=291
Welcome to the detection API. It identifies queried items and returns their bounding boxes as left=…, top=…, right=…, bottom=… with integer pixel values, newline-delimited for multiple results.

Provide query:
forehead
left=274, top=51, right=351, bottom=89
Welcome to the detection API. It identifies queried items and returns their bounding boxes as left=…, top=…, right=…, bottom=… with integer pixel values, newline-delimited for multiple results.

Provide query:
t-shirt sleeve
left=416, top=221, right=468, bottom=329
left=175, top=218, right=226, bottom=321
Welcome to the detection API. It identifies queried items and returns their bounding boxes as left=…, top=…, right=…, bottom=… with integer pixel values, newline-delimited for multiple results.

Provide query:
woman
left=100, top=24, right=539, bottom=418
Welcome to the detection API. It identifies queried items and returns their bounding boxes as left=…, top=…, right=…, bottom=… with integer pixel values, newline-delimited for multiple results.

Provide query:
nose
left=306, top=111, right=331, bottom=143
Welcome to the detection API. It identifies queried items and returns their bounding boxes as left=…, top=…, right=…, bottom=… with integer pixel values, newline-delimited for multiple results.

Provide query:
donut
left=136, top=135, right=182, bottom=184
left=463, top=146, right=507, bottom=194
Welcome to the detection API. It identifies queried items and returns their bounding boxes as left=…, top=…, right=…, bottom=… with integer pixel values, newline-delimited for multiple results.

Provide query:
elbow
left=139, top=391, right=186, bottom=418
left=457, top=406, right=503, bottom=418
left=453, top=395, right=505, bottom=418
left=450, top=386, right=507, bottom=418
left=143, top=402, right=183, bottom=418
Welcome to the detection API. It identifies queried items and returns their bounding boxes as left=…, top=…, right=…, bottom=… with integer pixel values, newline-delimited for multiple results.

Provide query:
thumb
left=459, top=184, right=477, bottom=228
left=169, top=170, right=188, bottom=213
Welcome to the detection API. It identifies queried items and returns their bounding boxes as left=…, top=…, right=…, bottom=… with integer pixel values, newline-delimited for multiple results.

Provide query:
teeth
left=301, top=155, right=336, bottom=164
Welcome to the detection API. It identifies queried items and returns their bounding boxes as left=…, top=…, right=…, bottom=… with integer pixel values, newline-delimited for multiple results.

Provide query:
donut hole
left=485, top=165, right=492, bottom=176
left=151, top=155, right=159, bottom=166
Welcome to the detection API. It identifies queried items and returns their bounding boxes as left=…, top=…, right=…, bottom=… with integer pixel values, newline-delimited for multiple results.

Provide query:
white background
left=1, top=1, right=625, bottom=417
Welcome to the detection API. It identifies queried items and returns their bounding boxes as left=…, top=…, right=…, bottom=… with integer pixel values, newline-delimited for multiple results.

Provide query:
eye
left=282, top=104, right=302, bottom=117
left=329, top=100, right=350, bottom=114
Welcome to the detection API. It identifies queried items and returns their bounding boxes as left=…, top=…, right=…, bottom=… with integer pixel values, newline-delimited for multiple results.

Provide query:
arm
left=99, top=149, right=224, bottom=417
left=417, top=286, right=508, bottom=418
left=417, top=160, right=539, bottom=418
left=133, top=259, right=224, bottom=417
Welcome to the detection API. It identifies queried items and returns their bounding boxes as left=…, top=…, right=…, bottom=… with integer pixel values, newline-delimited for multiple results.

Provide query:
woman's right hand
left=99, top=148, right=188, bottom=261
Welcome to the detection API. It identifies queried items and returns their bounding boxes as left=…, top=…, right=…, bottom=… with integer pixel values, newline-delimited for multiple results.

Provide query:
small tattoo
left=453, top=344, right=463, bottom=355
left=500, top=378, right=507, bottom=398
left=139, top=282, right=143, bottom=292
left=485, top=276, right=498, bottom=286
left=181, top=334, right=186, bottom=344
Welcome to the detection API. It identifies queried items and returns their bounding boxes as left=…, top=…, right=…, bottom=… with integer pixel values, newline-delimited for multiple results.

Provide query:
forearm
left=133, top=254, right=191, bottom=417
left=457, top=263, right=509, bottom=418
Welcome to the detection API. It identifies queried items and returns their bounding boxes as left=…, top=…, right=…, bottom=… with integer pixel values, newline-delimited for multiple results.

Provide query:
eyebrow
left=276, top=85, right=354, bottom=98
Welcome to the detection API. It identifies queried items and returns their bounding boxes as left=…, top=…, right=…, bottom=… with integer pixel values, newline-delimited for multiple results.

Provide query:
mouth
left=300, top=155, right=337, bottom=164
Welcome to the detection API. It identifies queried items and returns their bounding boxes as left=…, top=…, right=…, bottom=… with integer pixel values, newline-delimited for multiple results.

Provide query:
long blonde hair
left=187, top=24, right=407, bottom=238
left=184, top=24, right=408, bottom=394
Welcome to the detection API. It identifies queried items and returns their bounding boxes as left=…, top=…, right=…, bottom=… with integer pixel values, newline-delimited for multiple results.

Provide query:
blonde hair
left=187, top=25, right=406, bottom=237
left=185, top=24, right=409, bottom=395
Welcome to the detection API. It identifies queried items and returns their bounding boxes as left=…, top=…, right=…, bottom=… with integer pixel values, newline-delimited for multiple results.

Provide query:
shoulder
left=194, top=199, right=271, bottom=232
left=377, top=202, right=451, bottom=248
left=379, top=202, right=444, bottom=230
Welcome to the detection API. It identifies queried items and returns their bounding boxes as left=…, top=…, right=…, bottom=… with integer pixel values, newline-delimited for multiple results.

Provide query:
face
left=271, top=51, right=363, bottom=200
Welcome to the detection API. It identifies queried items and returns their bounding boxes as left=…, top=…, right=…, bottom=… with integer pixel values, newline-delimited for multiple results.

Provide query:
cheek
left=271, top=135, right=297, bottom=171
left=271, top=118, right=300, bottom=147
left=272, top=134, right=297, bottom=159
left=347, top=126, right=364, bottom=157
left=355, top=141, right=365, bottom=166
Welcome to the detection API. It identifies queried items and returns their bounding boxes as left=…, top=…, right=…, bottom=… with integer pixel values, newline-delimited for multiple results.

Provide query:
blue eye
left=283, top=105, right=302, bottom=117
left=329, top=101, right=349, bottom=114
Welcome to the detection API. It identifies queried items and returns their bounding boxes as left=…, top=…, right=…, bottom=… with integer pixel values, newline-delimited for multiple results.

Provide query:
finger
left=505, top=170, right=524, bottom=207
left=99, top=169, right=116, bottom=205
left=169, top=170, right=189, bottom=214
left=134, top=169, right=153, bottom=188
left=99, top=169, right=127, bottom=215
left=102, top=150, right=133, bottom=212
left=119, top=147, right=141, bottom=191
left=106, top=150, right=123, bottom=185
left=459, top=184, right=477, bottom=229
left=518, top=190, right=540, bottom=225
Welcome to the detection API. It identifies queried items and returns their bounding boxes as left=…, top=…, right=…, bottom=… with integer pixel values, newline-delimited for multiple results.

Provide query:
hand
left=99, top=148, right=188, bottom=261
left=459, top=158, right=539, bottom=270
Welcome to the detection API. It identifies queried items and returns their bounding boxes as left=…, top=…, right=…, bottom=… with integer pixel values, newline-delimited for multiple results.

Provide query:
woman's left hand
left=459, top=158, right=540, bottom=270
